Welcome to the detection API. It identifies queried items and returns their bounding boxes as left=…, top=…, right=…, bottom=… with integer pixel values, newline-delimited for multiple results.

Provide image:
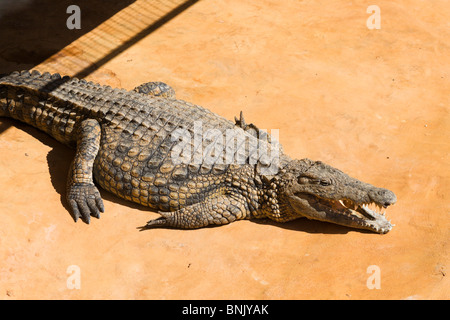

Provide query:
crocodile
left=0, top=70, right=397, bottom=233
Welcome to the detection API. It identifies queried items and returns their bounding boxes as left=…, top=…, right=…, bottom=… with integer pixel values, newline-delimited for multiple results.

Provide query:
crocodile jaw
left=289, top=193, right=394, bottom=234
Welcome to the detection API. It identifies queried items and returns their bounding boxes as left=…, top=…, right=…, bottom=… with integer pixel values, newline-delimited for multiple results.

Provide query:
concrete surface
left=0, top=0, right=448, bottom=299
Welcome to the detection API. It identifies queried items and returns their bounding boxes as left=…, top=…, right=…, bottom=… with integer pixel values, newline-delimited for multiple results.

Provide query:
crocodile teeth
left=361, top=202, right=387, bottom=216
left=333, top=199, right=393, bottom=231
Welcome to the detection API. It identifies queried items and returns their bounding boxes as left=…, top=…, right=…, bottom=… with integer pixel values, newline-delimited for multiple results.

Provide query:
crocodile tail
left=0, top=70, right=79, bottom=145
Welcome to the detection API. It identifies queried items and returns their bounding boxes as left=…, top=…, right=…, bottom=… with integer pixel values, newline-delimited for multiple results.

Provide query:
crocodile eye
left=298, top=177, right=310, bottom=184
left=298, top=176, right=331, bottom=186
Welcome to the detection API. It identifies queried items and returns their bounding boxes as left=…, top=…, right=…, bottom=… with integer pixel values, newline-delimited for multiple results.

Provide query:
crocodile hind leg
left=142, top=194, right=250, bottom=229
left=133, top=81, right=176, bottom=99
left=67, top=119, right=104, bottom=223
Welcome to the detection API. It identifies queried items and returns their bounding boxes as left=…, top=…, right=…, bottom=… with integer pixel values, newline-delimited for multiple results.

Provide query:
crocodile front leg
left=143, top=194, right=250, bottom=229
left=67, top=119, right=104, bottom=223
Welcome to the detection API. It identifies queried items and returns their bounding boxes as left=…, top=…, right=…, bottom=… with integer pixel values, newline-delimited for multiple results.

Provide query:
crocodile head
left=275, top=158, right=397, bottom=234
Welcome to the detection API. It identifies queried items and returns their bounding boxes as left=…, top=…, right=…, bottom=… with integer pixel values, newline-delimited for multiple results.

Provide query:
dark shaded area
left=249, top=217, right=367, bottom=234
left=0, top=0, right=135, bottom=73
left=0, top=0, right=200, bottom=78
left=138, top=217, right=355, bottom=233
left=73, top=0, right=200, bottom=79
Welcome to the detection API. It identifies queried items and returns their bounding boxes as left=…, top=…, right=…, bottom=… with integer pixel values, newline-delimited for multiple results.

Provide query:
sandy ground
left=0, top=0, right=448, bottom=299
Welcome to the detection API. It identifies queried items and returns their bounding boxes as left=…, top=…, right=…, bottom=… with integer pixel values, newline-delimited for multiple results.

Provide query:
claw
left=137, top=218, right=166, bottom=231
left=87, top=198, right=101, bottom=219
left=67, top=183, right=104, bottom=224
left=138, top=212, right=171, bottom=230
left=147, top=217, right=167, bottom=227
left=69, top=199, right=81, bottom=222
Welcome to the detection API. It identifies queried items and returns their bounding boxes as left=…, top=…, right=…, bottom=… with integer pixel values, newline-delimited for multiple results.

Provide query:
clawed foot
left=67, top=183, right=104, bottom=224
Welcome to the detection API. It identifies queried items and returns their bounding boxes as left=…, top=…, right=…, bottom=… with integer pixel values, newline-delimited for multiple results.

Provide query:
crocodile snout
left=369, top=188, right=397, bottom=207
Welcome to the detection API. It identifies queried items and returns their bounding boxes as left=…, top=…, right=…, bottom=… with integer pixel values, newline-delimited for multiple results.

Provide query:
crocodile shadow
left=249, top=218, right=369, bottom=234
left=0, top=0, right=136, bottom=74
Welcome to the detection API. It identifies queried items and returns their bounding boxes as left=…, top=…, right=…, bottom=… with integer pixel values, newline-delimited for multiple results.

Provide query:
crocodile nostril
left=369, top=188, right=397, bottom=206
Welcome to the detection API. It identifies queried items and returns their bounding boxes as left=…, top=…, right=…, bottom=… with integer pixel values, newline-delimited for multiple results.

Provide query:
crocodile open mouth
left=294, top=193, right=394, bottom=234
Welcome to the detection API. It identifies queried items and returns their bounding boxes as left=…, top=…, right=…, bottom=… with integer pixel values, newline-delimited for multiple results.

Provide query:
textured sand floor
left=0, top=0, right=448, bottom=299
